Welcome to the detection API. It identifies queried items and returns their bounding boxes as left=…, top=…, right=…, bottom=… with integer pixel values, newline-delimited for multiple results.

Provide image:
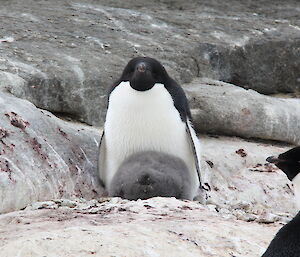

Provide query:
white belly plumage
left=102, top=82, right=199, bottom=198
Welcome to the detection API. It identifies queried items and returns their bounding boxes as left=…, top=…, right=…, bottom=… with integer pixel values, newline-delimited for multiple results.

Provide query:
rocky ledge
left=0, top=197, right=284, bottom=257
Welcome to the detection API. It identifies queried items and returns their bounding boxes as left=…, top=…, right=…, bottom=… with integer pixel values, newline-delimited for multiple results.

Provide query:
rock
left=0, top=1, right=299, bottom=253
left=0, top=92, right=296, bottom=254
left=185, top=79, right=300, bottom=145
left=0, top=90, right=296, bottom=218
left=200, top=135, right=297, bottom=219
left=0, top=92, right=104, bottom=214
left=0, top=0, right=198, bottom=126
left=0, top=0, right=299, bottom=125
left=0, top=197, right=283, bottom=257
left=25, top=201, right=59, bottom=210
left=193, top=34, right=300, bottom=95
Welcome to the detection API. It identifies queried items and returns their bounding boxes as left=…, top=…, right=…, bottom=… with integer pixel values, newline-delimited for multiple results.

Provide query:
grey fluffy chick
left=108, top=151, right=192, bottom=200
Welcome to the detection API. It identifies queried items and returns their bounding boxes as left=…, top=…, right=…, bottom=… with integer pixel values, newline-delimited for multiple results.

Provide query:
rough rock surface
left=0, top=91, right=296, bottom=216
left=0, top=0, right=300, bottom=256
left=0, top=197, right=284, bottom=257
left=185, top=78, right=300, bottom=145
left=200, top=135, right=298, bottom=224
left=0, top=0, right=299, bottom=125
left=0, top=90, right=297, bottom=219
left=0, top=91, right=297, bottom=218
left=0, top=92, right=104, bottom=214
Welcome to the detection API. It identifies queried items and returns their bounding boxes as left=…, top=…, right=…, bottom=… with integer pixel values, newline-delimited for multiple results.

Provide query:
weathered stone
left=0, top=90, right=295, bottom=218
left=0, top=88, right=296, bottom=216
left=200, top=135, right=297, bottom=219
left=1, top=1, right=299, bottom=254
left=0, top=92, right=104, bottom=214
left=0, top=0, right=299, bottom=126
left=185, top=79, right=300, bottom=145
left=0, top=91, right=297, bottom=254
left=26, top=201, right=59, bottom=210
left=0, top=197, right=285, bottom=257
left=193, top=32, right=300, bottom=94
left=23, top=128, right=299, bottom=222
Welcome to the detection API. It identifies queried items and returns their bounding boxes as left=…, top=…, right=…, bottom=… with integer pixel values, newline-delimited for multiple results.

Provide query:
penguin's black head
left=120, top=57, right=169, bottom=91
left=266, top=146, right=300, bottom=181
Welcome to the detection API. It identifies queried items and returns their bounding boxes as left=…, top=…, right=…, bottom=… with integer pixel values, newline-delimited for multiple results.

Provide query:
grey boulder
left=200, top=135, right=297, bottom=219
left=185, top=79, right=300, bottom=145
left=0, top=0, right=299, bottom=126
left=0, top=92, right=103, bottom=214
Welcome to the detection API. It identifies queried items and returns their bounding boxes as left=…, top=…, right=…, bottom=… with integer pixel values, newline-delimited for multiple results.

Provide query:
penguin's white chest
left=104, top=82, right=193, bottom=186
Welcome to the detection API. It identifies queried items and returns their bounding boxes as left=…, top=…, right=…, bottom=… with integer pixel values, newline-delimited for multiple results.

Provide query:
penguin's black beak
left=130, top=62, right=155, bottom=91
left=266, top=155, right=283, bottom=164
left=137, top=62, right=146, bottom=73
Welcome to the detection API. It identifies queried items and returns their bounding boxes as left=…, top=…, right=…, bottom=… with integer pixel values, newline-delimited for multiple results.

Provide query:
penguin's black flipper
left=185, top=120, right=203, bottom=190
left=163, top=77, right=204, bottom=191
left=98, top=130, right=107, bottom=187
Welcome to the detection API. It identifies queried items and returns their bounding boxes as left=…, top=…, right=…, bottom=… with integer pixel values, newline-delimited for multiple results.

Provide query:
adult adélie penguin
left=98, top=56, right=204, bottom=200
left=267, top=146, right=300, bottom=208
left=262, top=146, right=300, bottom=257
